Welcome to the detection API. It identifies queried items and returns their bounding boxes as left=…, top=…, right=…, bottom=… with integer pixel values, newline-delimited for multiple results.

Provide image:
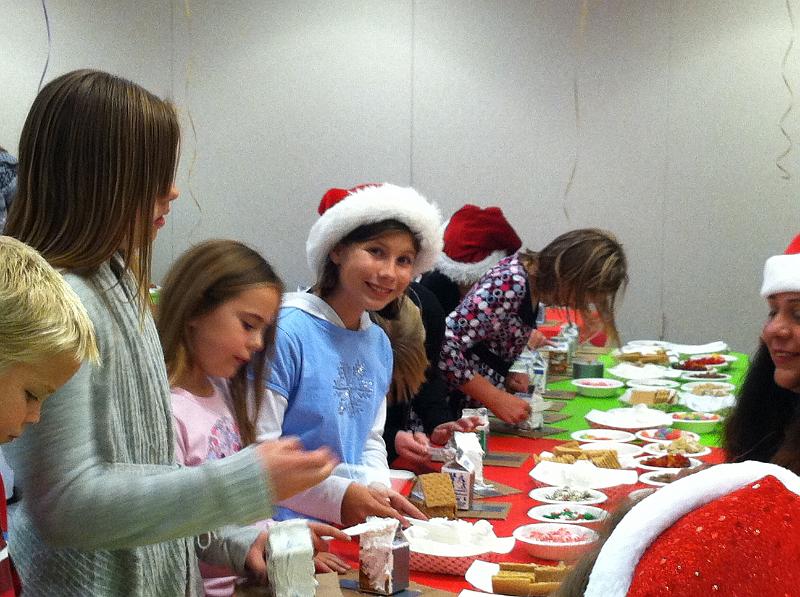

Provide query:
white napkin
left=677, top=392, right=736, bottom=412
left=608, top=363, right=682, bottom=380
left=585, top=405, right=673, bottom=429
left=529, top=459, right=638, bottom=489
left=666, top=341, right=728, bottom=355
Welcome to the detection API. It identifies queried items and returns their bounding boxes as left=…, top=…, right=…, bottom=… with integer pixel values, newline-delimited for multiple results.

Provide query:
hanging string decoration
left=37, top=0, right=52, bottom=91
left=777, top=0, right=796, bottom=180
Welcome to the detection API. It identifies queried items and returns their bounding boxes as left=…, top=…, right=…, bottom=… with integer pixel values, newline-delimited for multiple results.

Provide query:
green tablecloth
left=544, top=350, right=750, bottom=447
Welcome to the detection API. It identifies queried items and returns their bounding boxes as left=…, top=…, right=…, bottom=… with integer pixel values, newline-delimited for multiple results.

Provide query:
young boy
left=0, top=236, right=98, bottom=596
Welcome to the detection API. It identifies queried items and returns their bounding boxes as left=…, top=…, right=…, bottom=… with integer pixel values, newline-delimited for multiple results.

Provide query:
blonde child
left=3, top=69, right=336, bottom=596
left=256, top=183, right=441, bottom=525
left=158, top=239, right=349, bottom=595
left=0, top=236, right=99, bottom=596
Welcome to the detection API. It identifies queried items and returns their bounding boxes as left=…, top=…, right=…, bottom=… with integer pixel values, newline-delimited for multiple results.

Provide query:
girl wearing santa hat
left=724, top=235, right=800, bottom=474
left=255, top=183, right=440, bottom=526
left=439, top=228, right=628, bottom=424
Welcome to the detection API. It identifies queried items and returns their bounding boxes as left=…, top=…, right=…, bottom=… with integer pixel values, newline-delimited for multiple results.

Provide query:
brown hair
left=157, top=239, right=283, bottom=446
left=371, top=298, right=428, bottom=405
left=316, top=219, right=420, bottom=319
left=521, top=228, right=628, bottom=346
left=6, top=69, right=180, bottom=310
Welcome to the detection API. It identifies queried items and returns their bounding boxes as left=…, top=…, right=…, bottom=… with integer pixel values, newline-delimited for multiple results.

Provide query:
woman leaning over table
left=438, top=228, right=628, bottom=425
left=724, top=240, right=800, bottom=474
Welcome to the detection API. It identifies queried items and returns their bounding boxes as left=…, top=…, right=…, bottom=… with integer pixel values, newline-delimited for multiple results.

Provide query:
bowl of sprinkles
left=528, top=486, right=608, bottom=506
left=527, top=504, right=608, bottom=525
left=513, top=523, right=600, bottom=561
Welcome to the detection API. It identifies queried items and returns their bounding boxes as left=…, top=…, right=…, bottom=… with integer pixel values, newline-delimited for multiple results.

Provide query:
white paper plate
left=526, top=504, right=608, bottom=524
left=528, top=486, right=608, bottom=505
left=639, top=470, right=679, bottom=487
left=460, top=589, right=514, bottom=597
left=680, top=371, right=732, bottom=383
left=571, top=429, right=636, bottom=443
left=464, top=560, right=502, bottom=594
left=634, top=455, right=702, bottom=471
left=585, top=406, right=674, bottom=432
left=608, top=363, right=683, bottom=381
left=626, top=340, right=671, bottom=348
left=641, top=442, right=711, bottom=457
left=626, top=378, right=681, bottom=389
left=635, top=428, right=700, bottom=444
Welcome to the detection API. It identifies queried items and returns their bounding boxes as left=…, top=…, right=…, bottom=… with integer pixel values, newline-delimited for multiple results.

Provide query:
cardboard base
left=456, top=501, right=512, bottom=520
left=544, top=400, right=567, bottom=412
left=543, top=412, right=570, bottom=424
left=335, top=570, right=456, bottom=596
left=542, top=390, right=577, bottom=400
left=489, top=418, right=567, bottom=439
left=475, top=478, right=523, bottom=497
left=483, top=451, right=530, bottom=468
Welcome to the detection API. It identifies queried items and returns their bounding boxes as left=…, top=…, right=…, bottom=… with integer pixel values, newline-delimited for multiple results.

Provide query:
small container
left=544, top=337, right=571, bottom=376
left=529, top=350, right=548, bottom=393
left=512, top=523, right=599, bottom=561
left=442, top=459, right=475, bottom=510
left=572, top=360, right=604, bottom=379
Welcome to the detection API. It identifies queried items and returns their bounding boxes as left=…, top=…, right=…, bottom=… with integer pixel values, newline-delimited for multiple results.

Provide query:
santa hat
left=584, top=461, right=800, bottom=597
left=760, top=233, right=800, bottom=297
left=435, top=204, right=522, bottom=285
left=306, top=183, right=442, bottom=279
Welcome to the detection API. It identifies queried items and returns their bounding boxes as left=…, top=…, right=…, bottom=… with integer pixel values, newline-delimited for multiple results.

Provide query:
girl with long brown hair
left=439, top=228, right=628, bottom=424
left=3, top=69, right=336, bottom=596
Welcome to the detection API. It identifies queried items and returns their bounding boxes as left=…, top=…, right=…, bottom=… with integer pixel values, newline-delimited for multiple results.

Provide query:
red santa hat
left=584, top=461, right=800, bottom=597
left=760, top=233, right=800, bottom=297
left=306, top=183, right=442, bottom=280
left=436, top=204, right=522, bottom=285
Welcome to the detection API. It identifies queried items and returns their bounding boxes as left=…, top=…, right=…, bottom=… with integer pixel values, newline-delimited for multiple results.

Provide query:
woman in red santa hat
left=438, top=228, right=628, bottom=424
left=724, top=234, right=800, bottom=474
left=555, top=461, right=800, bottom=596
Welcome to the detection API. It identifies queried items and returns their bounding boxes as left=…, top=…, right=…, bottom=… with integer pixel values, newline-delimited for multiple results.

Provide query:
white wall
left=2, top=0, right=800, bottom=354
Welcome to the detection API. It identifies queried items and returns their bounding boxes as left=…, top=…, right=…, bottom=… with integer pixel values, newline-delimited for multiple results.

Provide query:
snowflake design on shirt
left=206, top=417, right=241, bottom=460
left=333, top=360, right=374, bottom=416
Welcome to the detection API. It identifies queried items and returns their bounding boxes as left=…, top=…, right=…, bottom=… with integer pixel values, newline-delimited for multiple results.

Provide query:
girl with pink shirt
left=158, top=239, right=349, bottom=596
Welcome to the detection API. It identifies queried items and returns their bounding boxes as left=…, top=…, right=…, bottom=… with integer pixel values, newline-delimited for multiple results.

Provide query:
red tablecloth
left=329, top=434, right=725, bottom=594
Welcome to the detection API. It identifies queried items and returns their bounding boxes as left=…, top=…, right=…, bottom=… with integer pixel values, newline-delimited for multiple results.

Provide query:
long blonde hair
left=0, top=236, right=98, bottom=373
left=6, top=69, right=180, bottom=310
left=157, top=240, right=283, bottom=446
left=521, top=228, right=628, bottom=346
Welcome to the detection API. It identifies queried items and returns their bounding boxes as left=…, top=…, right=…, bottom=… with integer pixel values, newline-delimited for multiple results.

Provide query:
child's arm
left=257, top=387, right=354, bottom=524
left=195, top=524, right=263, bottom=577
left=358, top=400, right=391, bottom=487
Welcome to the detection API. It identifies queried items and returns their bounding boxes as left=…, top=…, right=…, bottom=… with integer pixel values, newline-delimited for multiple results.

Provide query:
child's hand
left=314, top=551, right=351, bottom=574
left=429, top=416, right=482, bottom=446
left=244, top=530, right=269, bottom=585
left=340, top=482, right=428, bottom=527
left=394, top=431, right=430, bottom=466
left=306, top=522, right=350, bottom=552
left=256, top=437, right=338, bottom=501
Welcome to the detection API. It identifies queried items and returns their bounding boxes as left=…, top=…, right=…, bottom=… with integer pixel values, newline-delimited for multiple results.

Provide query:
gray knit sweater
left=2, top=259, right=274, bottom=596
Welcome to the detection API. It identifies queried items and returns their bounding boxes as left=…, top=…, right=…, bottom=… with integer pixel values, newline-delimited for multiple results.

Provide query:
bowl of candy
left=671, top=411, right=722, bottom=433
left=526, top=504, right=608, bottom=525
left=571, top=378, right=624, bottom=398
left=512, top=523, right=599, bottom=561
left=635, top=427, right=700, bottom=444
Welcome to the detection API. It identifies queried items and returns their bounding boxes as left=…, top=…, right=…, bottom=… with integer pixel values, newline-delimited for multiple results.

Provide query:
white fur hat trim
left=584, top=461, right=800, bottom=597
left=435, top=250, right=508, bottom=285
left=306, top=184, right=442, bottom=279
left=760, top=253, right=800, bottom=297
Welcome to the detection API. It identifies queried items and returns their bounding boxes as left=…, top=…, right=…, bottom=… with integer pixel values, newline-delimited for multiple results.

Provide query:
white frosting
left=267, top=520, right=316, bottom=597
left=360, top=518, right=399, bottom=593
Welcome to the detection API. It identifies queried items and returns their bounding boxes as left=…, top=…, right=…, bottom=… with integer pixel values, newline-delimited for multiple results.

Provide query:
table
left=329, top=349, right=747, bottom=593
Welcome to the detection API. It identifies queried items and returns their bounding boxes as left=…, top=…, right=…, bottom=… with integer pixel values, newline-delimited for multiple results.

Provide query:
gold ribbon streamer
left=562, top=0, right=589, bottom=222
left=777, top=0, right=795, bottom=180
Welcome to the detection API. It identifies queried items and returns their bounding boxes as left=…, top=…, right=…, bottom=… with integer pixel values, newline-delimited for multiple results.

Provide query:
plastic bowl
left=671, top=412, right=722, bottom=433
left=571, top=378, right=624, bottom=398
left=680, top=381, right=736, bottom=396
left=527, top=504, right=608, bottom=525
left=578, top=440, right=643, bottom=458
left=512, top=523, right=599, bottom=561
